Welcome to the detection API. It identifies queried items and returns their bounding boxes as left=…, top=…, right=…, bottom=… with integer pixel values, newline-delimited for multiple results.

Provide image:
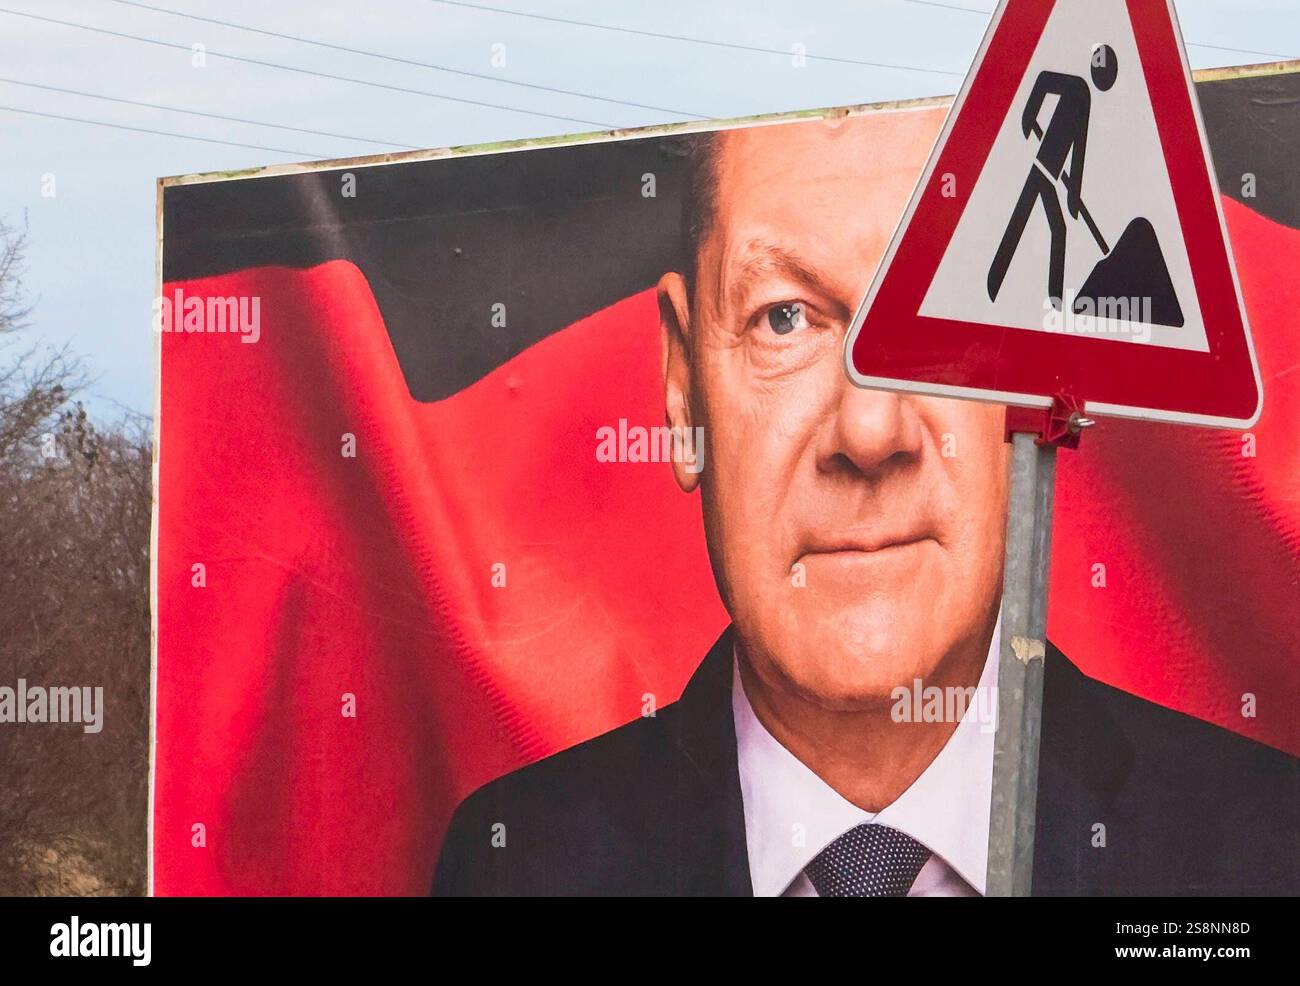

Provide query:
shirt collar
left=732, top=621, right=999, bottom=897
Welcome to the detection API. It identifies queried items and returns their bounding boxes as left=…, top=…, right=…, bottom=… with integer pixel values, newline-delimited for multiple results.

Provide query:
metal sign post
left=986, top=401, right=1089, bottom=897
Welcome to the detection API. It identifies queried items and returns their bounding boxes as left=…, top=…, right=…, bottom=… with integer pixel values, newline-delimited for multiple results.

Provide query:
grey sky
left=1, top=0, right=1295, bottom=416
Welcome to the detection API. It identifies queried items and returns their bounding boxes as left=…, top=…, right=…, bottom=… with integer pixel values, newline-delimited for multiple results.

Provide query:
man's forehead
left=698, top=110, right=944, bottom=296
left=712, top=110, right=943, bottom=214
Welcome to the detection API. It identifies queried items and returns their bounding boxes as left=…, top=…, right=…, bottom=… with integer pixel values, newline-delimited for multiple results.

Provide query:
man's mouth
left=798, top=532, right=937, bottom=558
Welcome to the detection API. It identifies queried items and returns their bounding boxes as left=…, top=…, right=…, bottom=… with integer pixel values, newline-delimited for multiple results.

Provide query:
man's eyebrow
left=728, top=240, right=830, bottom=306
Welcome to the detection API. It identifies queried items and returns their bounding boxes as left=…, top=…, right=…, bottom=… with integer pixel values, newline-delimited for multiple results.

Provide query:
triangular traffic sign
left=845, top=0, right=1262, bottom=429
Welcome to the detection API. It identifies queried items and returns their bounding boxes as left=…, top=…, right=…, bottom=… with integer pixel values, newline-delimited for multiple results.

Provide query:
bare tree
left=0, top=216, right=31, bottom=336
left=0, top=216, right=151, bottom=896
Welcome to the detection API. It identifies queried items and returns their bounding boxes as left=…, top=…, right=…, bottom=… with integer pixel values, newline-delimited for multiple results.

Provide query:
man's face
left=660, top=113, right=1009, bottom=708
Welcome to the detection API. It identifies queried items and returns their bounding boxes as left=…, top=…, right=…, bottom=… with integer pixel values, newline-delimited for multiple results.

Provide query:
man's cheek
left=950, top=475, right=1009, bottom=589
left=704, top=378, right=776, bottom=463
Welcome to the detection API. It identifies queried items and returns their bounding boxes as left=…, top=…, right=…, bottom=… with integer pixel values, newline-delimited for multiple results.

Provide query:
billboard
left=153, top=61, right=1300, bottom=896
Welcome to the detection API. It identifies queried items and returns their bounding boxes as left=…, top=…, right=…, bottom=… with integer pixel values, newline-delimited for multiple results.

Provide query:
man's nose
left=818, top=382, right=924, bottom=478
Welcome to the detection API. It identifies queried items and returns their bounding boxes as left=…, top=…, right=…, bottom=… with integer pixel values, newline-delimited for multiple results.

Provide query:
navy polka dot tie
left=804, top=823, right=932, bottom=897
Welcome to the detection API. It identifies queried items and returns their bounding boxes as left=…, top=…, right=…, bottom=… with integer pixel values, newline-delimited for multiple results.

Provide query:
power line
left=899, top=0, right=991, bottom=13
left=0, top=76, right=417, bottom=149
left=0, top=7, right=615, bottom=129
left=105, top=0, right=709, bottom=120
left=895, top=0, right=1297, bottom=61
left=1186, top=39, right=1298, bottom=61
left=0, top=103, right=323, bottom=156
left=428, top=0, right=965, bottom=76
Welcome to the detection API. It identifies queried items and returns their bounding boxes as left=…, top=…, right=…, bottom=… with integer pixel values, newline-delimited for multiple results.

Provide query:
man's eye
left=766, top=302, right=808, bottom=336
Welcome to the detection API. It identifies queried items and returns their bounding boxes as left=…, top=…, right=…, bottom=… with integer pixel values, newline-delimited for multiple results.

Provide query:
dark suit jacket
left=433, top=629, right=1299, bottom=896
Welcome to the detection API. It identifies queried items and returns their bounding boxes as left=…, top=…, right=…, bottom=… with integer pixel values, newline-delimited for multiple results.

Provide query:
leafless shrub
left=0, top=217, right=151, bottom=896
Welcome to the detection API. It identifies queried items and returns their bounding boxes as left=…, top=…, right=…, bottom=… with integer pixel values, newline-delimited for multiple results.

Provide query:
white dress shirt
left=732, top=624, right=999, bottom=897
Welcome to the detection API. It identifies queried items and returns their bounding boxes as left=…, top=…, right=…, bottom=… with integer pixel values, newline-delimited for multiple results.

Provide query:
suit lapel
left=1032, top=643, right=1136, bottom=894
left=666, top=627, right=753, bottom=896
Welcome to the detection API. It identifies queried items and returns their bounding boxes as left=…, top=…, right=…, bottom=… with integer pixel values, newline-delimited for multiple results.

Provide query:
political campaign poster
left=153, top=61, right=1299, bottom=897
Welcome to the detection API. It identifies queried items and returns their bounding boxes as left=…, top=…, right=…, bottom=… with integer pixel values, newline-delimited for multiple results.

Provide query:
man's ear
left=658, top=271, right=701, bottom=493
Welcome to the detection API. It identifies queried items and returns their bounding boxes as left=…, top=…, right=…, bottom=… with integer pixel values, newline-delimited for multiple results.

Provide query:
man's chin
left=746, top=615, right=941, bottom=711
